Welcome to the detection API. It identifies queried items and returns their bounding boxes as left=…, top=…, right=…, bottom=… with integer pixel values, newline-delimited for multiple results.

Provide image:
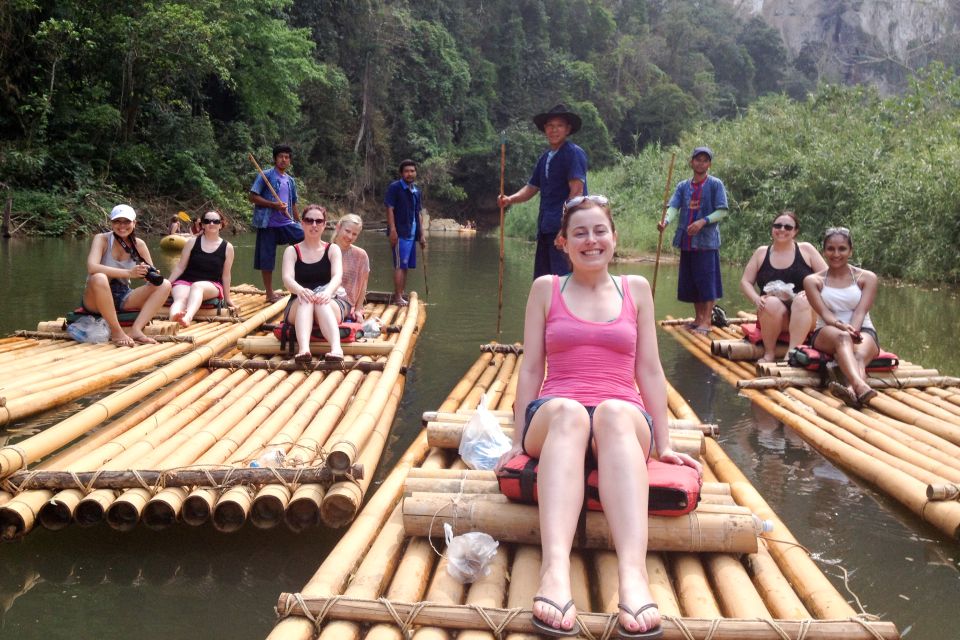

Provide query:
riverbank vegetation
left=2, top=0, right=801, bottom=232
left=506, top=64, right=960, bottom=282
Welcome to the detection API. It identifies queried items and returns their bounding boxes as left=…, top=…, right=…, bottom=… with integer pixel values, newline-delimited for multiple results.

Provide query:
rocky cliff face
left=725, top=0, right=960, bottom=90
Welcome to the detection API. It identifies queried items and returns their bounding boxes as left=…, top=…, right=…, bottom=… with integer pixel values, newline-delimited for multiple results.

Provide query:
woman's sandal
left=294, top=353, right=313, bottom=364
left=324, top=352, right=344, bottom=362
left=857, top=388, right=878, bottom=406
left=828, top=381, right=860, bottom=408
left=530, top=596, right=581, bottom=637
left=617, top=603, right=664, bottom=639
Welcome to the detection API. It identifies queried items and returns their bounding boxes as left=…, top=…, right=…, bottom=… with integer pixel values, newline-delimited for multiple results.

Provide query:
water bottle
left=67, top=320, right=88, bottom=343
left=250, top=448, right=285, bottom=468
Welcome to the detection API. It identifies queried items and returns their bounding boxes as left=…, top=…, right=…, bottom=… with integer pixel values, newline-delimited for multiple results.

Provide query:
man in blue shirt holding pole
left=498, top=104, right=589, bottom=278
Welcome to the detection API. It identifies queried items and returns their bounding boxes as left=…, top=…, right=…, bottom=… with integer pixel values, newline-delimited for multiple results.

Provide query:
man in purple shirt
left=249, top=144, right=304, bottom=302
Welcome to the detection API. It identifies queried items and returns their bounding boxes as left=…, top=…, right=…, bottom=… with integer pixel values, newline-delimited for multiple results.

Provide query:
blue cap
left=691, top=146, right=713, bottom=160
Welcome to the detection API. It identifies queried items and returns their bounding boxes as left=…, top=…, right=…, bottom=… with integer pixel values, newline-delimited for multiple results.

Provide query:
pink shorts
left=173, top=279, right=224, bottom=300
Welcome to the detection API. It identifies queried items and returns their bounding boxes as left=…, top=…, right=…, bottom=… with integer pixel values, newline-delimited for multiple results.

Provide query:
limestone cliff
left=724, top=0, right=960, bottom=90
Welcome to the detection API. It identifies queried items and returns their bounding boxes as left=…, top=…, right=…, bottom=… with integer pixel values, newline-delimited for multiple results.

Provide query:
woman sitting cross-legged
left=331, top=213, right=370, bottom=322
left=83, top=204, right=172, bottom=347
left=739, top=210, right=827, bottom=362
left=167, top=211, right=236, bottom=327
left=280, top=204, right=346, bottom=363
left=496, top=195, right=701, bottom=639
left=803, top=227, right=880, bottom=408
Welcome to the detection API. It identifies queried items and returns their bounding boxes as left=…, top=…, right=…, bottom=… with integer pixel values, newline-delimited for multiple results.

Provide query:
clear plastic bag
left=458, top=393, right=512, bottom=470
left=762, top=279, right=796, bottom=302
left=444, top=522, right=498, bottom=583
left=66, top=316, right=111, bottom=343
left=361, top=316, right=382, bottom=338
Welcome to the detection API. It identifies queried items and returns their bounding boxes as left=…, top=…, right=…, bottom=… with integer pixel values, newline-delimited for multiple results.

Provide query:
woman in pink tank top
left=496, top=196, right=701, bottom=638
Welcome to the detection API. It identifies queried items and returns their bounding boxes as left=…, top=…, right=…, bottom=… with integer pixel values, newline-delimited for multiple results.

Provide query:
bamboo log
left=422, top=411, right=718, bottom=435
left=745, top=544, right=811, bottom=620
left=237, top=336, right=395, bottom=357
left=739, top=375, right=959, bottom=390
left=502, top=545, right=541, bottom=640
left=207, top=357, right=388, bottom=373
left=402, top=493, right=761, bottom=553
left=326, top=295, right=421, bottom=474
left=0, top=296, right=291, bottom=473
left=705, top=553, right=770, bottom=618
left=3, top=465, right=359, bottom=492
left=274, top=595, right=900, bottom=639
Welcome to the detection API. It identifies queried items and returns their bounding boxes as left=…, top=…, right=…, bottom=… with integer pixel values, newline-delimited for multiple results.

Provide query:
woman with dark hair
left=167, top=211, right=235, bottom=327
left=804, top=227, right=880, bottom=407
left=281, top=204, right=346, bottom=363
left=497, top=195, right=700, bottom=639
left=740, top=211, right=827, bottom=361
left=83, top=204, right=171, bottom=346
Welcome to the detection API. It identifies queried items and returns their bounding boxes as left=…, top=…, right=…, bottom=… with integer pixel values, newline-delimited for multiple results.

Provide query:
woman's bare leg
left=788, top=293, right=815, bottom=351
left=168, top=285, right=190, bottom=326
left=82, top=273, right=132, bottom=345
left=293, top=299, right=314, bottom=357
left=313, top=301, right=343, bottom=357
left=124, top=280, right=172, bottom=343
left=592, top=400, right=660, bottom=635
left=758, top=298, right=788, bottom=362
left=182, top=281, right=220, bottom=325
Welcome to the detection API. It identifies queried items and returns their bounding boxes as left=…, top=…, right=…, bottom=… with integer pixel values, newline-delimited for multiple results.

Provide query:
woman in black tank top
left=739, top=211, right=827, bottom=362
left=280, top=204, right=345, bottom=362
left=167, top=211, right=235, bottom=327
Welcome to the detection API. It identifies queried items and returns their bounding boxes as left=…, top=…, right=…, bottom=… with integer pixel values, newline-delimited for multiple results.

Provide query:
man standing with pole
left=498, top=104, right=588, bottom=278
left=248, top=144, right=304, bottom=302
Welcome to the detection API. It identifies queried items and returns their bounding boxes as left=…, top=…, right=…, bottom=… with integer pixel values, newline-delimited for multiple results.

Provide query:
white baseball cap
left=110, top=204, right=136, bottom=221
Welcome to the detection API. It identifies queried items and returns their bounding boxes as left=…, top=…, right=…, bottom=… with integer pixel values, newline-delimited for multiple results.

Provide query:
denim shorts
left=521, top=396, right=654, bottom=459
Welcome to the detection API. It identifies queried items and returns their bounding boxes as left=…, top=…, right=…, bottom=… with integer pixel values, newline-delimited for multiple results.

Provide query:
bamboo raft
left=662, top=316, right=960, bottom=540
left=0, top=294, right=425, bottom=539
left=268, top=345, right=899, bottom=640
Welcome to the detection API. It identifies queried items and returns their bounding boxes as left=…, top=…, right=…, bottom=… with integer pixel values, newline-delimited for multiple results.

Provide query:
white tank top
left=815, top=269, right=874, bottom=330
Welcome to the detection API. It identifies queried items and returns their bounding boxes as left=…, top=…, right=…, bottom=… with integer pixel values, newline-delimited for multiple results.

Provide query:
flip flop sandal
left=692, top=326, right=711, bottom=336
left=294, top=353, right=313, bottom=364
left=828, top=381, right=860, bottom=408
left=324, top=352, right=345, bottom=362
left=530, top=596, right=581, bottom=637
left=617, top=603, right=664, bottom=639
left=857, top=388, right=878, bottom=406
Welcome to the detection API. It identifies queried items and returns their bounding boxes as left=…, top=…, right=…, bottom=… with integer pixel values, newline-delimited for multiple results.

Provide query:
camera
left=144, top=265, right=164, bottom=286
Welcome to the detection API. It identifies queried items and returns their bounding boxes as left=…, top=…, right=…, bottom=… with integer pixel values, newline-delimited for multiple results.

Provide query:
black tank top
left=756, top=243, right=813, bottom=293
left=179, top=238, right=227, bottom=284
left=294, top=242, right=331, bottom=290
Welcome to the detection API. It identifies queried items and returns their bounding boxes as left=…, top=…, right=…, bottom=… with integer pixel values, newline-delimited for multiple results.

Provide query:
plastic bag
left=66, top=315, right=111, bottom=343
left=762, top=279, right=796, bottom=302
left=444, top=522, right=498, bottom=583
left=361, top=316, right=382, bottom=338
left=458, top=393, right=512, bottom=470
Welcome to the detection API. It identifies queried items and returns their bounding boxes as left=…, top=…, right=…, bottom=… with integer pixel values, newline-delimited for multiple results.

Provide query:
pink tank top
left=539, top=275, right=646, bottom=409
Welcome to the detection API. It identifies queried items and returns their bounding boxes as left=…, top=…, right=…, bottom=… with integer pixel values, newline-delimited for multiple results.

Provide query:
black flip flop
left=828, top=381, right=860, bottom=408
left=857, top=388, right=878, bottom=406
left=617, top=603, right=664, bottom=639
left=530, top=596, right=581, bottom=637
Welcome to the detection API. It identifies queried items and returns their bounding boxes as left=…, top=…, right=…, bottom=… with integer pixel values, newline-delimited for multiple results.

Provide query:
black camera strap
left=113, top=232, right=145, bottom=265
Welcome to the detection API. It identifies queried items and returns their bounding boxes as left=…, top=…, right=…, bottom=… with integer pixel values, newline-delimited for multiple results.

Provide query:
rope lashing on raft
left=479, top=343, right=523, bottom=355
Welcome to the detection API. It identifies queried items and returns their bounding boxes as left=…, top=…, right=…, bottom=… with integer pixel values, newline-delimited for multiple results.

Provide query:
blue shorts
left=254, top=224, right=305, bottom=271
left=678, top=249, right=722, bottom=303
left=392, top=238, right=417, bottom=269
left=521, top=396, right=653, bottom=459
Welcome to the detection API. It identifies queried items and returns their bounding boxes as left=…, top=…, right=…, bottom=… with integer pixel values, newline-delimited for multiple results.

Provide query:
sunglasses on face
left=563, top=194, right=609, bottom=212
left=202, top=218, right=222, bottom=225
left=772, top=223, right=795, bottom=231
left=303, top=217, right=325, bottom=226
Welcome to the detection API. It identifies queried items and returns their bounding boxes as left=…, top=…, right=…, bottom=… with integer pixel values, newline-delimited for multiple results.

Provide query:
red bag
left=272, top=321, right=362, bottom=345
left=496, top=455, right=701, bottom=516
left=739, top=322, right=789, bottom=345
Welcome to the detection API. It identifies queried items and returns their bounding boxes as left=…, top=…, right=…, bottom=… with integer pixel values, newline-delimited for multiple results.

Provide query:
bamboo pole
left=651, top=152, right=676, bottom=297
left=326, top=295, right=421, bottom=474
left=401, top=493, right=761, bottom=553
left=274, top=595, right=900, bottom=640
left=0, top=296, right=290, bottom=472
left=237, top=336, right=395, bottom=357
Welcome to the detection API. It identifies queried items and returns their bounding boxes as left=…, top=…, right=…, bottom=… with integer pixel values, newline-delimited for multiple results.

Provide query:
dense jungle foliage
left=1, top=0, right=803, bottom=232
left=506, top=64, right=960, bottom=282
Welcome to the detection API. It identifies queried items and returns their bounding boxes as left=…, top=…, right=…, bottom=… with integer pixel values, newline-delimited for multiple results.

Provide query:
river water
left=0, top=231, right=957, bottom=639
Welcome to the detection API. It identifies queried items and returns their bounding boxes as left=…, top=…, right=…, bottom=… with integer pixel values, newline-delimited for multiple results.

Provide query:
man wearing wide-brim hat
left=499, top=104, right=589, bottom=278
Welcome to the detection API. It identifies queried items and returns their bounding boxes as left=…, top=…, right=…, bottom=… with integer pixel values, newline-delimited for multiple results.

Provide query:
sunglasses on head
left=772, top=223, right=795, bottom=231
left=202, top=217, right=222, bottom=225
left=303, top=217, right=325, bottom=226
left=563, top=194, right=609, bottom=212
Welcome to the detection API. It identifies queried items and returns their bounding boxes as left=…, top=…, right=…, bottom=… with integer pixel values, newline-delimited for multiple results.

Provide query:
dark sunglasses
left=772, top=223, right=795, bottom=231
left=303, top=217, right=325, bottom=226
left=202, top=218, right=222, bottom=225
left=563, top=194, right=609, bottom=212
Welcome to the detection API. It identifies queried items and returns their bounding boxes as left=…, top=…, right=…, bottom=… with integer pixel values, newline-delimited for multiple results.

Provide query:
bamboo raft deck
left=661, top=315, right=960, bottom=540
left=0, top=285, right=289, bottom=427
left=0, top=294, right=425, bottom=539
left=268, top=345, right=899, bottom=640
